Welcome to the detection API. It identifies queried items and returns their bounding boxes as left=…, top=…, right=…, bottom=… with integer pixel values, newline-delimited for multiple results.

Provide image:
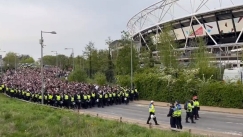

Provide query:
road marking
left=226, top=122, right=243, bottom=125
left=223, top=131, right=242, bottom=136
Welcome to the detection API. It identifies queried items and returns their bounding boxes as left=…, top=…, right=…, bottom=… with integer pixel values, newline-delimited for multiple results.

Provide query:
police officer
left=193, top=96, right=200, bottom=119
left=185, top=100, right=196, bottom=124
left=146, top=101, right=159, bottom=125
left=175, top=101, right=183, bottom=129
left=167, top=103, right=176, bottom=128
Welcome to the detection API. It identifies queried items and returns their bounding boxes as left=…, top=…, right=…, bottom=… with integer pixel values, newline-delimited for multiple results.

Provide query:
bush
left=94, top=72, right=106, bottom=85
left=134, top=71, right=243, bottom=108
left=116, top=75, right=131, bottom=87
left=68, top=69, right=87, bottom=82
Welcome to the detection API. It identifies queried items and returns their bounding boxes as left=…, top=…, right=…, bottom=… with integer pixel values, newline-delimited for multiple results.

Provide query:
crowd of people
left=0, top=67, right=139, bottom=109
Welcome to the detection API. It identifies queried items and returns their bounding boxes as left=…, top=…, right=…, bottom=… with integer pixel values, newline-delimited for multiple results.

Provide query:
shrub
left=94, top=72, right=106, bottom=85
left=68, top=69, right=87, bottom=82
left=133, top=71, right=243, bottom=108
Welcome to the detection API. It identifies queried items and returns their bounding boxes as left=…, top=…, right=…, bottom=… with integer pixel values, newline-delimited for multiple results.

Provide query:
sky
left=0, top=0, right=241, bottom=60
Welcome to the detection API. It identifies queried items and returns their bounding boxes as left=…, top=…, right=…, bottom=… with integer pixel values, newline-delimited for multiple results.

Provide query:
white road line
left=226, top=122, right=243, bottom=125
left=223, top=131, right=242, bottom=136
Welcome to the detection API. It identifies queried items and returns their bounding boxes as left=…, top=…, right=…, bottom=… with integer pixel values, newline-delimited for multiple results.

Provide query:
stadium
left=127, top=0, right=243, bottom=64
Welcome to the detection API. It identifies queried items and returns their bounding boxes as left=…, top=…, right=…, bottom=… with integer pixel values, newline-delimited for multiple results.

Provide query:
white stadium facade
left=126, top=0, right=243, bottom=64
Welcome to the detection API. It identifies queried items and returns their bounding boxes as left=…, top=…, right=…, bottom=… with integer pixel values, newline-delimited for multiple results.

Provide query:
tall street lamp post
left=39, top=31, right=56, bottom=104
left=65, top=48, right=74, bottom=71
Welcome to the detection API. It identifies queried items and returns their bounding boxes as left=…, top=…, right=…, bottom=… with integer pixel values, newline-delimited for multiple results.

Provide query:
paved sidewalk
left=134, top=100, right=243, bottom=115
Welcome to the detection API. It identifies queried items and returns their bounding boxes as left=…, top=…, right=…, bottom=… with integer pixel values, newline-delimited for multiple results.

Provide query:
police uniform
left=146, top=101, right=159, bottom=125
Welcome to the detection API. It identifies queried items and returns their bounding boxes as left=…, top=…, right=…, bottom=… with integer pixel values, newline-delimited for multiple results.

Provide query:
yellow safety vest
left=149, top=104, right=155, bottom=113
left=49, top=95, right=53, bottom=100
left=194, top=101, right=200, bottom=107
left=99, top=94, right=102, bottom=98
left=64, top=95, right=68, bottom=100
left=39, top=95, right=42, bottom=99
left=56, top=95, right=61, bottom=101
left=105, top=94, right=108, bottom=98
left=83, top=95, right=87, bottom=100
left=125, top=93, right=129, bottom=97
left=92, top=93, right=95, bottom=97
left=187, top=103, right=194, bottom=112
left=87, top=95, right=91, bottom=99
left=71, top=97, right=74, bottom=102
left=26, top=92, right=30, bottom=96
left=77, top=95, right=81, bottom=100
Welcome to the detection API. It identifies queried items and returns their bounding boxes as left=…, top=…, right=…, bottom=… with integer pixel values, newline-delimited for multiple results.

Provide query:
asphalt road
left=84, top=103, right=243, bottom=136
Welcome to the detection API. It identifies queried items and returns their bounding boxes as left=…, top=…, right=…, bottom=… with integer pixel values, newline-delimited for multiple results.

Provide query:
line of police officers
left=0, top=84, right=139, bottom=109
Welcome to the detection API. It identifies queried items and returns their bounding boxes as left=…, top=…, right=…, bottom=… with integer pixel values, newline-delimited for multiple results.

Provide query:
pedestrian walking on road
left=146, top=101, right=159, bottom=125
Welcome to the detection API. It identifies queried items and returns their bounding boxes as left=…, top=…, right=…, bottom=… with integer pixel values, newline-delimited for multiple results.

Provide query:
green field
left=0, top=94, right=197, bottom=137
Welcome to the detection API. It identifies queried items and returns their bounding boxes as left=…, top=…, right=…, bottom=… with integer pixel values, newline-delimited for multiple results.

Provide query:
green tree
left=190, top=37, right=219, bottom=79
left=94, top=72, right=106, bottom=85
left=141, top=34, right=156, bottom=68
left=157, top=24, right=178, bottom=68
left=20, top=57, right=35, bottom=63
left=116, top=45, right=139, bottom=75
left=68, top=68, right=87, bottom=82
left=105, top=37, right=115, bottom=83
left=116, top=31, right=139, bottom=75
left=3, top=52, right=17, bottom=69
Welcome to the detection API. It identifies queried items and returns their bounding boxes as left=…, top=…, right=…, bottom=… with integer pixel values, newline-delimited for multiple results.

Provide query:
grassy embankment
left=0, top=94, right=199, bottom=137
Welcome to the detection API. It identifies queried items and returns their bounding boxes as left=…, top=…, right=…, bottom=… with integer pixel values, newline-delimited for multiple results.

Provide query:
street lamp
left=65, top=48, right=74, bottom=71
left=40, top=31, right=56, bottom=105
left=51, top=51, right=58, bottom=73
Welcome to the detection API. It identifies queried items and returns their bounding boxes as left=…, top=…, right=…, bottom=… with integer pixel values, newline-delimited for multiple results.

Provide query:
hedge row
left=117, top=73, right=243, bottom=109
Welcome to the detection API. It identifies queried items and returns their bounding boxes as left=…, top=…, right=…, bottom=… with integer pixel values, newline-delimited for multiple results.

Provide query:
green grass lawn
left=0, top=94, right=198, bottom=137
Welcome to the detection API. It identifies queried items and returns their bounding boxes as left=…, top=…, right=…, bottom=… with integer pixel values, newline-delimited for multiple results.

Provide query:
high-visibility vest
left=112, top=93, right=116, bottom=97
left=26, top=92, right=30, bottom=96
left=64, top=95, right=68, bottom=100
left=125, top=93, right=129, bottom=97
left=56, top=95, right=61, bottom=101
left=92, top=93, right=95, bottom=97
left=105, top=94, right=108, bottom=98
left=149, top=104, right=155, bottom=113
left=39, top=95, right=42, bottom=99
left=49, top=95, right=53, bottom=100
left=172, top=109, right=177, bottom=117
left=99, top=94, right=102, bottom=98
left=77, top=95, right=81, bottom=100
left=109, top=94, right=112, bottom=98
left=187, top=103, right=193, bottom=112
left=194, top=101, right=200, bottom=107
left=83, top=95, right=87, bottom=100
left=87, top=95, right=91, bottom=99
left=71, top=97, right=74, bottom=102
